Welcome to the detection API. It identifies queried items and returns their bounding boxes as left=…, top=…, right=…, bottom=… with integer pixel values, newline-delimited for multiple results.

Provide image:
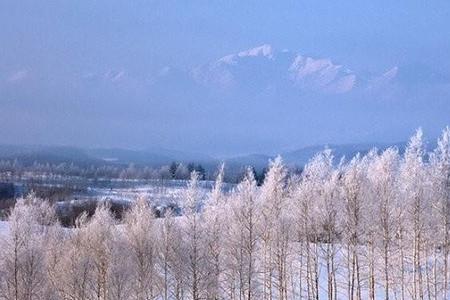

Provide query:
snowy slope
left=191, top=44, right=387, bottom=94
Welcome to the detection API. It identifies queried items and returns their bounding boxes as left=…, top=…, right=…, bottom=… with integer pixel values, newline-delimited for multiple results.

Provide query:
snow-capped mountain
left=192, top=44, right=360, bottom=94
left=288, top=55, right=356, bottom=93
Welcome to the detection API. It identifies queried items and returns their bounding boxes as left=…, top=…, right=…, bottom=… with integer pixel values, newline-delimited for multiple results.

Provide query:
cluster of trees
left=1, top=128, right=450, bottom=300
left=169, top=162, right=206, bottom=180
left=0, top=160, right=209, bottom=181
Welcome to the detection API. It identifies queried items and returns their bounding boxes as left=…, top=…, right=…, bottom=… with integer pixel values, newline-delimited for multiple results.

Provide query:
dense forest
left=1, top=128, right=450, bottom=300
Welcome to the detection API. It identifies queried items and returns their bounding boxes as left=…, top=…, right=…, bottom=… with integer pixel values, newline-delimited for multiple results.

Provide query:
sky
left=1, top=0, right=450, bottom=156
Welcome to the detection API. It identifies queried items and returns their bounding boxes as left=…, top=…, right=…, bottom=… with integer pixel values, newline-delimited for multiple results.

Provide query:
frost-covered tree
left=108, top=232, right=132, bottom=300
left=367, top=148, right=400, bottom=300
left=341, top=154, right=369, bottom=300
left=294, top=150, right=333, bottom=300
left=429, top=127, right=450, bottom=300
left=259, top=157, right=291, bottom=300
left=182, top=171, right=206, bottom=300
left=313, top=150, right=341, bottom=300
left=225, top=168, right=260, bottom=300
left=203, top=164, right=225, bottom=300
left=84, top=204, right=116, bottom=300
left=123, top=197, right=157, bottom=300
left=47, top=213, right=94, bottom=300
left=2, top=127, right=450, bottom=300
left=156, top=209, right=178, bottom=300
left=0, top=195, right=55, bottom=300
left=175, top=163, right=190, bottom=180
left=400, top=129, right=428, bottom=300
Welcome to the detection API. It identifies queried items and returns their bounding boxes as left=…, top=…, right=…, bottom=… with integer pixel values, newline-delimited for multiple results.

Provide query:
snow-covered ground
left=81, top=181, right=212, bottom=205
left=8, top=178, right=228, bottom=207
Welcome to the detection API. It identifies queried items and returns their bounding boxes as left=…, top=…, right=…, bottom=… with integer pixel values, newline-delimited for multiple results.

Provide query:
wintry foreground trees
left=2, top=128, right=450, bottom=299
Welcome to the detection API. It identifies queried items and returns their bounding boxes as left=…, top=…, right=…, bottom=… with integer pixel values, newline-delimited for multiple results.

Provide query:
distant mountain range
left=223, top=142, right=407, bottom=170
left=0, top=142, right=408, bottom=171
left=162, top=44, right=396, bottom=95
left=0, top=145, right=214, bottom=168
left=2, top=44, right=448, bottom=156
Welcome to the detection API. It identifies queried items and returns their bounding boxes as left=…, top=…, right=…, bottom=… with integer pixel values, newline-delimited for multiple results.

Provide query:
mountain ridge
left=0, top=142, right=409, bottom=171
left=190, top=44, right=394, bottom=94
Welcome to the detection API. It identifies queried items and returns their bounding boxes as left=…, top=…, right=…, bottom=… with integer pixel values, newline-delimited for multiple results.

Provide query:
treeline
left=1, top=128, right=450, bottom=300
left=0, top=160, right=209, bottom=181
left=0, top=159, right=268, bottom=184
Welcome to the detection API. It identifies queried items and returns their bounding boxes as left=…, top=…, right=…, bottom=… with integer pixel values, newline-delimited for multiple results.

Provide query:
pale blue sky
left=1, top=1, right=450, bottom=155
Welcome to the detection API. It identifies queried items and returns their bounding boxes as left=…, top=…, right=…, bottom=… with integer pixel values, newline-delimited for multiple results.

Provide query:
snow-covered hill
left=191, top=44, right=391, bottom=94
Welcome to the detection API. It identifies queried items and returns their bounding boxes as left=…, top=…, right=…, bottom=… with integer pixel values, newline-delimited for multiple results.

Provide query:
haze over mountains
left=65, top=43, right=443, bottom=96
left=2, top=42, right=449, bottom=156
left=0, top=141, right=408, bottom=172
left=141, top=44, right=450, bottom=155
left=191, top=44, right=358, bottom=94
left=1, top=0, right=450, bottom=155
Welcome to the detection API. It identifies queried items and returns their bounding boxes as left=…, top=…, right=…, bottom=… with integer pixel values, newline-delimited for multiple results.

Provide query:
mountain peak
left=288, top=55, right=356, bottom=93
left=217, top=44, right=274, bottom=65
left=237, top=44, right=274, bottom=59
left=195, top=45, right=357, bottom=94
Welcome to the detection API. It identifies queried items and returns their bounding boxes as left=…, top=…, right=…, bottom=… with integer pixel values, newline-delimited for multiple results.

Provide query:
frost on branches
left=2, top=128, right=450, bottom=299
